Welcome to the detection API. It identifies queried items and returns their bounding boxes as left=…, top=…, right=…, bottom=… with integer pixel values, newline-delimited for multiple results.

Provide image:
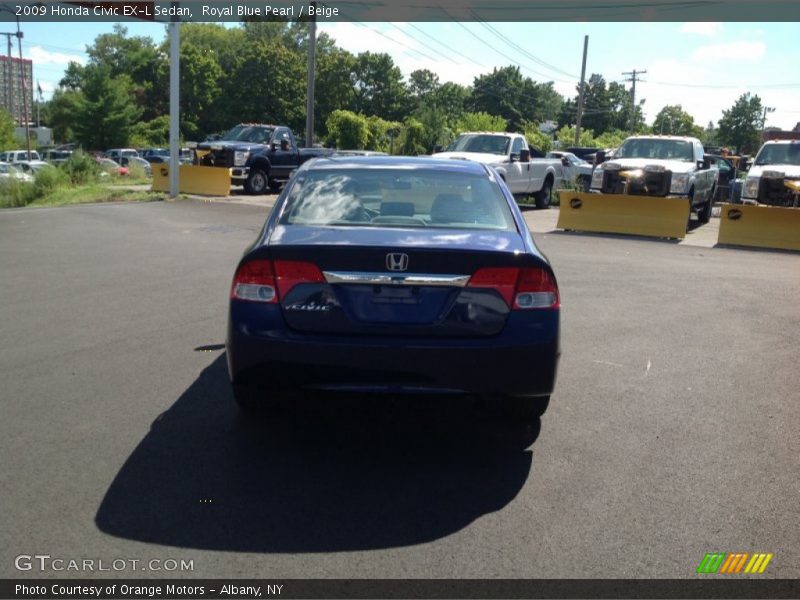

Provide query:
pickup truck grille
left=757, top=176, right=800, bottom=207
left=602, top=170, right=672, bottom=196
left=201, top=149, right=233, bottom=168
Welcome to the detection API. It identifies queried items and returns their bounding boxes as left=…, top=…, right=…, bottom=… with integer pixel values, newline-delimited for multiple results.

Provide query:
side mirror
left=433, top=145, right=443, bottom=153
left=594, top=151, right=606, bottom=166
left=519, top=148, right=531, bottom=163
left=699, top=158, right=710, bottom=170
left=561, top=157, right=570, bottom=167
left=510, top=153, right=519, bottom=162
left=271, top=142, right=278, bottom=151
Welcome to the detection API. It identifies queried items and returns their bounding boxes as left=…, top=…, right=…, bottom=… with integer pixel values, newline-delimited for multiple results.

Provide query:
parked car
left=119, top=156, right=153, bottom=177
left=141, top=148, right=169, bottom=163
left=0, top=150, right=41, bottom=163
left=15, top=160, right=53, bottom=176
left=96, top=157, right=129, bottom=177
left=226, top=156, right=560, bottom=418
left=433, top=132, right=563, bottom=208
left=105, top=148, right=139, bottom=162
left=41, top=149, right=72, bottom=164
left=547, top=151, right=594, bottom=190
left=0, top=161, right=34, bottom=183
left=196, top=124, right=335, bottom=194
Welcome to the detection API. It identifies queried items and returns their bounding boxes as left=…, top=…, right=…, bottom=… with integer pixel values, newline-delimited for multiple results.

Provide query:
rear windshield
left=279, top=168, right=517, bottom=231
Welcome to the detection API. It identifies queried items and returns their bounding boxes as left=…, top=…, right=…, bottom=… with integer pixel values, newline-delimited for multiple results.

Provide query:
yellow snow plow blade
left=152, top=165, right=231, bottom=197
left=718, top=204, right=800, bottom=251
left=556, top=192, right=690, bottom=239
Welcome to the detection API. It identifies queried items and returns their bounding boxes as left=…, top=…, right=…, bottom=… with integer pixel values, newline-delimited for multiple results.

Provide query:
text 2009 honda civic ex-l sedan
left=226, top=156, right=560, bottom=418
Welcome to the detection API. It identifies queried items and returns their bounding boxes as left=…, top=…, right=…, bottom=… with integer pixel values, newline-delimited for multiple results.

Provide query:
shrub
left=60, top=150, right=99, bottom=185
left=33, top=165, right=70, bottom=196
left=0, top=177, right=36, bottom=208
left=326, top=110, right=369, bottom=149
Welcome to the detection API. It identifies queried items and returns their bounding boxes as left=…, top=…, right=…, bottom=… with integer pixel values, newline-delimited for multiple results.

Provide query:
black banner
left=2, top=0, right=800, bottom=23
left=4, top=579, right=800, bottom=599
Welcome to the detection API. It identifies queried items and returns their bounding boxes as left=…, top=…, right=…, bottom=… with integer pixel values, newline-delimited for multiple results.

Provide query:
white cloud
left=691, top=41, right=766, bottom=62
left=26, top=46, right=86, bottom=67
left=680, top=22, right=723, bottom=36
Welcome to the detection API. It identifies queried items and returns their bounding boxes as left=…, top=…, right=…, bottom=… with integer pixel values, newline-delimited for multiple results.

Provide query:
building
left=762, top=123, right=800, bottom=142
left=0, top=55, right=33, bottom=125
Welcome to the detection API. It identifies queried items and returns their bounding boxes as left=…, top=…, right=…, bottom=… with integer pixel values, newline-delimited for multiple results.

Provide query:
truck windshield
left=616, top=139, right=694, bottom=161
left=445, top=135, right=510, bottom=156
left=221, top=125, right=274, bottom=144
left=754, top=143, right=800, bottom=166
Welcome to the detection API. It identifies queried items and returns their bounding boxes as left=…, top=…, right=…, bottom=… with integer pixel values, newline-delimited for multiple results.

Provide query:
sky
left=16, top=20, right=800, bottom=131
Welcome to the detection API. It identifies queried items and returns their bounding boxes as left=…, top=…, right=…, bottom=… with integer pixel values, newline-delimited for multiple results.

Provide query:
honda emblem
left=386, top=253, right=409, bottom=272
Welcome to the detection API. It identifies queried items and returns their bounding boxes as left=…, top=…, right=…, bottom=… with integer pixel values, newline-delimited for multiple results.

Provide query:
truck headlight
left=590, top=169, right=603, bottom=189
left=234, top=151, right=249, bottom=166
left=743, top=176, right=760, bottom=199
left=670, top=174, right=690, bottom=194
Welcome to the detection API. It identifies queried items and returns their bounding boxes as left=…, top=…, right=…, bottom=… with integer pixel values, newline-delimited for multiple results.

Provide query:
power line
left=470, top=15, right=579, bottom=80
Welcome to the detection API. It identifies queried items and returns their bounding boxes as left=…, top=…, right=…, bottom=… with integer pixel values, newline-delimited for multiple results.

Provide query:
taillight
left=231, top=259, right=324, bottom=303
left=514, top=267, right=559, bottom=309
left=273, top=260, right=324, bottom=298
left=231, top=259, right=277, bottom=303
left=468, top=266, right=559, bottom=310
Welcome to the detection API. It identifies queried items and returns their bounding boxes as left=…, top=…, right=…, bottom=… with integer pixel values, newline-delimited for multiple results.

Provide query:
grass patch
left=1, top=181, right=162, bottom=209
left=28, top=185, right=162, bottom=207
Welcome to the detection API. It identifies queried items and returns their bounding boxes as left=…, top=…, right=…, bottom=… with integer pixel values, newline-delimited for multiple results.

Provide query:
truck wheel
left=245, top=168, right=268, bottom=195
left=268, top=177, right=282, bottom=193
left=698, top=186, right=714, bottom=224
left=535, top=178, right=553, bottom=209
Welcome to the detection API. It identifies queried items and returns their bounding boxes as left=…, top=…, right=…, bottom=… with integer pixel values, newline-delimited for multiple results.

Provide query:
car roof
left=303, top=155, right=490, bottom=175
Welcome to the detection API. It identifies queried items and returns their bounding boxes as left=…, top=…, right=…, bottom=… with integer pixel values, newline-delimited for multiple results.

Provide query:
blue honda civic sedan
left=226, top=156, right=560, bottom=418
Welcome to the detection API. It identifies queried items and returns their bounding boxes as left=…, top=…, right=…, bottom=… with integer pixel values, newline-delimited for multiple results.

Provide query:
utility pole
left=760, top=106, right=775, bottom=141
left=622, top=69, right=646, bottom=136
left=574, top=35, right=588, bottom=146
left=14, top=27, right=31, bottom=159
left=2, top=34, right=12, bottom=122
left=168, top=5, right=180, bottom=199
left=305, top=2, right=317, bottom=148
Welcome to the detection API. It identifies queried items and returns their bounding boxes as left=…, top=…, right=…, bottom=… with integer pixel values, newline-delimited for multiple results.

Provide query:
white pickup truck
left=589, top=135, right=718, bottom=223
left=741, top=140, right=800, bottom=206
left=434, top=132, right=563, bottom=208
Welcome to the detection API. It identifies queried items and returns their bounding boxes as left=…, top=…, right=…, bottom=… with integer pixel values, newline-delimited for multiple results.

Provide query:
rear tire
left=499, top=395, right=550, bottom=420
left=245, top=167, right=268, bottom=195
left=535, top=178, right=553, bottom=209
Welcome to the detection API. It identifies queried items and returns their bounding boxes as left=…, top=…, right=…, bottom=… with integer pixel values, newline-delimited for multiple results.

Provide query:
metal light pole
left=305, top=2, right=317, bottom=148
left=168, top=6, right=180, bottom=199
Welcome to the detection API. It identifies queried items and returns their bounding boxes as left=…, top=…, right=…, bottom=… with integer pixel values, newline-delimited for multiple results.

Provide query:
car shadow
left=95, top=354, right=539, bottom=553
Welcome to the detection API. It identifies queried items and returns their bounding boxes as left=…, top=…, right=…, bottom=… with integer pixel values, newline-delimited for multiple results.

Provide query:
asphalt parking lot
left=1, top=199, right=798, bottom=579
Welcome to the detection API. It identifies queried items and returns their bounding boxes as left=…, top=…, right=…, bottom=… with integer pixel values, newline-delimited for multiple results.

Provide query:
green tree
left=129, top=116, right=170, bottom=148
left=454, top=112, right=507, bottom=134
left=364, top=115, right=401, bottom=152
left=524, top=130, right=553, bottom=154
left=0, top=108, right=16, bottom=150
left=556, top=125, right=595, bottom=148
left=651, top=105, right=703, bottom=137
left=398, top=117, right=426, bottom=155
left=594, top=129, right=629, bottom=149
left=226, top=42, right=306, bottom=132
left=429, top=82, right=470, bottom=126
left=175, top=43, right=223, bottom=139
left=578, top=74, right=613, bottom=135
left=718, top=92, right=764, bottom=154
left=73, top=65, right=141, bottom=150
left=351, top=52, right=409, bottom=122
left=314, top=45, right=357, bottom=137
left=326, top=110, right=369, bottom=149
left=471, top=66, right=561, bottom=132
left=46, top=90, right=82, bottom=143
left=608, top=81, right=646, bottom=133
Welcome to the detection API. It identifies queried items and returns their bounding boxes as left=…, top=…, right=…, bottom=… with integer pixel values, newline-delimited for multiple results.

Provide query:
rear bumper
left=227, top=304, right=559, bottom=396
